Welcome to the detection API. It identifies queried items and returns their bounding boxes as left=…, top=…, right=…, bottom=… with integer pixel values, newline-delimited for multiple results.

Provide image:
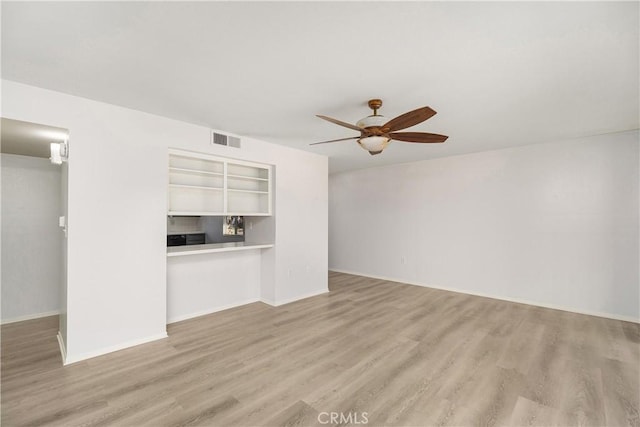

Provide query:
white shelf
left=169, top=155, right=224, bottom=175
left=225, top=212, right=271, bottom=216
left=227, top=163, right=269, bottom=180
left=227, top=189, right=269, bottom=194
left=169, top=167, right=224, bottom=177
left=168, top=211, right=225, bottom=216
left=167, top=211, right=272, bottom=217
left=227, top=174, right=269, bottom=182
left=169, top=184, right=223, bottom=191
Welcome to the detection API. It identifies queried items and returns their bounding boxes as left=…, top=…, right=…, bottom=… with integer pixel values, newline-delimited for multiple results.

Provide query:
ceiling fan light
left=358, top=136, right=390, bottom=154
left=356, top=114, right=387, bottom=129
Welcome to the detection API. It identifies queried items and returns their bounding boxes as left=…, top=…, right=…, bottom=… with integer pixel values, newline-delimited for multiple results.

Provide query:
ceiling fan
left=312, top=99, right=448, bottom=155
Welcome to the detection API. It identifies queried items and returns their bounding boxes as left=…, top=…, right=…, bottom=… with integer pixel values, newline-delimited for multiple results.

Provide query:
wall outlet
left=401, top=256, right=406, bottom=265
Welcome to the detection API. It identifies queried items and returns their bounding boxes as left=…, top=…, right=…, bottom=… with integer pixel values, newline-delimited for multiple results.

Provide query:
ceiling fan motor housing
left=356, top=115, right=387, bottom=130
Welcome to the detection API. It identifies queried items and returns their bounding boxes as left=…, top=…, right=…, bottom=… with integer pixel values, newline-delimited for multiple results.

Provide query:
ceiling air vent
left=211, top=131, right=241, bottom=148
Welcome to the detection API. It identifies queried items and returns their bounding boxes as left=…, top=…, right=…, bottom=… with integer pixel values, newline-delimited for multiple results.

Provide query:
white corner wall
left=2, top=80, right=328, bottom=363
left=1, top=154, right=62, bottom=323
left=329, top=131, right=639, bottom=322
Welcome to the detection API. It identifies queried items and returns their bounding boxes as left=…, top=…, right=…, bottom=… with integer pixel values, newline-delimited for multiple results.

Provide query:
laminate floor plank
left=2, top=271, right=638, bottom=426
left=376, top=331, right=489, bottom=426
left=496, top=320, right=546, bottom=375
left=109, top=397, right=186, bottom=427
left=262, top=400, right=320, bottom=427
left=508, top=396, right=556, bottom=427
left=600, top=358, right=640, bottom=427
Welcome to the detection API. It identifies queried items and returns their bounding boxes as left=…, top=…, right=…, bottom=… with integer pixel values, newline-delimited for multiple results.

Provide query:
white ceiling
left=2, top=2, right=638, bottom=173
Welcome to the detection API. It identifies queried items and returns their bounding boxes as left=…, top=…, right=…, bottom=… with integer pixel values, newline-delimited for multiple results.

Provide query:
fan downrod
left=368, top=99, right=383, bottom=116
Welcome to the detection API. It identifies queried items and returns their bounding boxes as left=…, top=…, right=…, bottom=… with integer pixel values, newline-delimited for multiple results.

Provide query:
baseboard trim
left=167, top=289, right=330, bottom=323
left=64, top=332, right=169, bottom=365
left=1, top=310, right=60, bottom=325
left=57, top=331, right=67, bottom=365
left=329, top=269, right=640, bottom=324
left=261, top=288, right=329, bottom=307
left=167, top=298, right=261, bottom=324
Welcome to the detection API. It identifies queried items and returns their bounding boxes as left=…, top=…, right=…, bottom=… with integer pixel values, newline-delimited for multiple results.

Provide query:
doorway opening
left=1, top=117, right=69, bottom=359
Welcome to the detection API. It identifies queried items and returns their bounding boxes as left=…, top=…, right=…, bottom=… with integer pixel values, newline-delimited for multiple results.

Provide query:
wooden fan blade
left=388, top=132, right=448, bottom=143
left=310, top=136, right=359, bottom=145
left=381, top=107, right=437, bottom=132
left=316, top=115, right=363, bottom=132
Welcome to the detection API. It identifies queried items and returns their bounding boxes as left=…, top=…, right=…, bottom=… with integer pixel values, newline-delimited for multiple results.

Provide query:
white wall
left=167, top=250, right=262, bottom=323
left=59, top=161, right=68, bottom=347
left=1, top=154, right=62, bottom=322
left=269, top=155, right=328, bottom=303
left=2, top=80, right=328, bottom=363
left=329, top=131, right=639, bottom=321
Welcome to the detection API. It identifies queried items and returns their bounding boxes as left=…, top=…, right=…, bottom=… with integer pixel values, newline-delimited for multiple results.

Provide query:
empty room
left=1, top=2, right=638, bottom=426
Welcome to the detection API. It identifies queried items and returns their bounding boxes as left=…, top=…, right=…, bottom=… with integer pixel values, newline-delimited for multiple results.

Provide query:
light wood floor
left=2, top=272, right=639, bottom=426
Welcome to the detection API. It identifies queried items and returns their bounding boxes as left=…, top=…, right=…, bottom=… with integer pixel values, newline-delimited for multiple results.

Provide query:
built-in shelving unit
left=168, top=150, right=272, bottom=216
